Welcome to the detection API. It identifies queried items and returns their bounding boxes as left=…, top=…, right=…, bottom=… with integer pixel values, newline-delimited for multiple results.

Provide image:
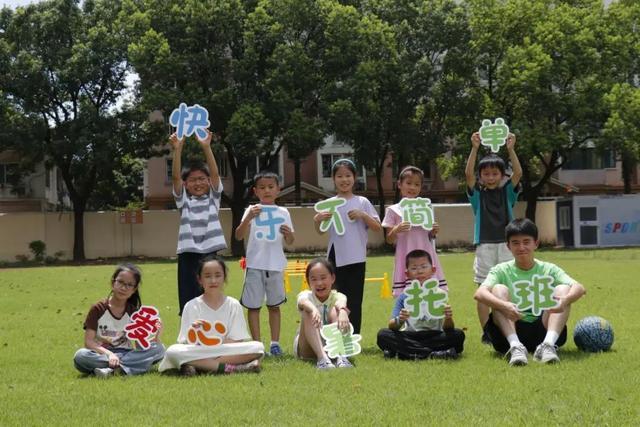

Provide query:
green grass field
left=1, top=249, right=639, bottom=426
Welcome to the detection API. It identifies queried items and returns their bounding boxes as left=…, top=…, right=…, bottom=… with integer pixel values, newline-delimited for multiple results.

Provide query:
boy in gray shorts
left=465, top=130, right=522, bottom=342
left=235, top=172, right=295, bottom=356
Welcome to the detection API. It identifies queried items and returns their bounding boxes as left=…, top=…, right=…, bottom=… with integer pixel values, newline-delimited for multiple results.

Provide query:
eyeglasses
left=113, top=279, right=137, bottom=290
left=407, top=264, right=432, bottom=273
left=187, top=177, right=208, bottom=184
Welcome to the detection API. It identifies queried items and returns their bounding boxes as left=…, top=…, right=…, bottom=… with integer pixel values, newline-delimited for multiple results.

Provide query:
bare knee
left=491, top=285, right=510, bottom=300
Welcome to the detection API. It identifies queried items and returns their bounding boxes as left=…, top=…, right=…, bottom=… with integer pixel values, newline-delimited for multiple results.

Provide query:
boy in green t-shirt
left=474, top=218, right=586, bottom=366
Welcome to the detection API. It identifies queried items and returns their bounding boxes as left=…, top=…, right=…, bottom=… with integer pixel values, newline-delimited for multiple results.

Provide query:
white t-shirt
left=177, top=296, right=250, bottom=344
left=242, top=204, right=293, bottom=271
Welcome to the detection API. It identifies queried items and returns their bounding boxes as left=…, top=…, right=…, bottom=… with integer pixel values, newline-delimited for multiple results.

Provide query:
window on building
left=558, top=206, right=571, bottom=230
left=0, top=163, right=19, bottom=186
left=564, top=148, right=615, bottom=170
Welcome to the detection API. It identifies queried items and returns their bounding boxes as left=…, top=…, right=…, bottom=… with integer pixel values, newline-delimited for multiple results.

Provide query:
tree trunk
left=524, top=187, right=539, bottom=223
left=72, top=203, right=86, bottom=261
left=230, top=160, right=248, bottom=257
left=621, top=149, right=634, bottom=194
left=294, top=158, right=302, bottom=206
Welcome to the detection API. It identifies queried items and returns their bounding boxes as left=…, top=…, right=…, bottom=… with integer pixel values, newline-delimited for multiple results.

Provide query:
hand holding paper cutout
left=403, top=279, right=448, bottom=320
left=320, top=322, right=362, bottom=358
left=254, top=205, right=285, bottom=241
left=125, top=306, right=161, bottom=350
left=400, top=197, right=434, bottom=231
left=314, top=198, right=347, bottom=235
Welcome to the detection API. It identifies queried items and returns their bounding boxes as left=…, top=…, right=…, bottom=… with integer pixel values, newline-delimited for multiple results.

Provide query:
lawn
left=1, top=249, right=639, bottom=426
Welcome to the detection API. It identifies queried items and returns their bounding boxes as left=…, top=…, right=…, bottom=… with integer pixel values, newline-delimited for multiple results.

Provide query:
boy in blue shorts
left=474, top=218, right=586, bottom=366
left=235, top=171, right=294, bottom=356
left=465, top=131, right=522, bottom=342
left=377, top=249, right=465, bottom=360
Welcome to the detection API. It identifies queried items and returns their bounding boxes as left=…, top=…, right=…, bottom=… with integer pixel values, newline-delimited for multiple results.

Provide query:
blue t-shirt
left=467, top=180, right=519, bottom=245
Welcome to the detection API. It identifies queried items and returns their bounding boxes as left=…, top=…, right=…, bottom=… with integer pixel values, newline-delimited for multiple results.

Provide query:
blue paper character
left=169, top=103, right=210, bottom=140
left=254, top=206, right=285, bottom=241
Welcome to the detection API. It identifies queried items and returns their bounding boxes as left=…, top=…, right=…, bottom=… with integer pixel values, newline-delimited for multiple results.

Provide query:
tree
left=1, top=0, right=163, bottom=260
left=466, top=0, right=609, bottom=220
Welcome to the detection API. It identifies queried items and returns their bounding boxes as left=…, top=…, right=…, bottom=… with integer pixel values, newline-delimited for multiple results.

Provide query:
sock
left=217, top=363, right=227, bottom=374
left=543, top=330, right=559, bottom=346
left=507, top=334, right=521, bottom=348
left=270, top=341, right=280, bottom=347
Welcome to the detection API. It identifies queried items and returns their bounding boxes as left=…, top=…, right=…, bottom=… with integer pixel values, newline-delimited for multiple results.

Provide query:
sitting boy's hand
left=501, top=302, right=522, bottom=321
left=399, top=308, right=410, bottom=322
left=548, top=294, right=569, bottom=313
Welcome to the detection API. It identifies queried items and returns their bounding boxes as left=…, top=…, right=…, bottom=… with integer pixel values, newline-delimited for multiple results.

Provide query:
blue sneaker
left=269, top=343, right=284, bottom=357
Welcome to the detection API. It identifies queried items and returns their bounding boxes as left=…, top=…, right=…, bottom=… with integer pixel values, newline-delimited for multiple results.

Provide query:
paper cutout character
left=400, top=197, right=434, bottom=230
left=254, top=206, right=286, bottom=241
left=169, top=102, right=211, bottom=140
left=479, top=118, right=509, bottom=153
left=512, top=274, right=560, bottom=316
left=320, top=322, right=362, bottom=358
left=403, top=279, right=448, bottom=320
left=314, top=198, right=347, bottom=235
left=124, top=306, right=160, bottom=350
left=187, top=320, right=227, bottom=346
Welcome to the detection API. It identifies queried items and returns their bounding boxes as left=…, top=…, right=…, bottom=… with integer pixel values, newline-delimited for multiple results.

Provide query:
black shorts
left=483, top=312, right=567, bottom=354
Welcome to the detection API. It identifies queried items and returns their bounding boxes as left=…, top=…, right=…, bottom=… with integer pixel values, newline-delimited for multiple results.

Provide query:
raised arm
left=465, top=132, right=481, bottom=189
left=506, top=133, right=522, bottom=187
left=170, top=133, right=185, bottom=195
left=197, top=130, right=221, bottom=189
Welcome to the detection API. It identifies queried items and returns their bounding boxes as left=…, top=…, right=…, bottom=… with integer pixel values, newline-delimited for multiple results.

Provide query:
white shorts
left=240, top=268, right=286, bottom=309
left=473, top=243, right=513, bottom=284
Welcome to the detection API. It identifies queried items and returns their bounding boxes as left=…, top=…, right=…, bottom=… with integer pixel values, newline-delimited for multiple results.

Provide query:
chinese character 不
left=254, top=206, right=286, bottom=241
left=403, top=279, right=448, bottom=319
left=479, top=118, right=509, bottom=153
left=400, top=197, right=434, bottom=230
left=187, top=320, right=227, bottom=346
left=124, top=306, right=160, bottom=350
left=320, top=323, right=362, bottom=358
left=169, top=103, right=211, bottom=140
left=513, top=274, right=559, bottom=316
left=314, top=198, right=347, bottom=235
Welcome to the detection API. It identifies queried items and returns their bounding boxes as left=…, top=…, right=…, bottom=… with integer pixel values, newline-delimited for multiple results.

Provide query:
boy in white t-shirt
left=234, top=172, right=295, bottom=356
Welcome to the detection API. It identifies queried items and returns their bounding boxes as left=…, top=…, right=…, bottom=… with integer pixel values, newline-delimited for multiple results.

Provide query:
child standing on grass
left=234, top=171, right=294, bottom=357
left=383, top=166, right=447, bottom=297
left=377, top=250, right=464, bottom=360
left=465, top=131, right=522, bottom=341
left=313, top=159, right=381, bottom=334
left=170, top=130, right=227, bottom=316
left=73, top=264, right=165, bottom=377
left=159, top=256, right=264, bottom=375
left=474, top=219, right=586, bottom=365
left=294, top=258, right=353, bottom=370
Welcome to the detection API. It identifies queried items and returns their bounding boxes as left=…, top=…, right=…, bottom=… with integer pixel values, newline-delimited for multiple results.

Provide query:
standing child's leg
left=177, top=252, right=204, bottom=316
left=264, top=270, right=286, bottom=356
left=267, top=306, right=282, bottom=355
left=334, top=263, right=366, bottom=334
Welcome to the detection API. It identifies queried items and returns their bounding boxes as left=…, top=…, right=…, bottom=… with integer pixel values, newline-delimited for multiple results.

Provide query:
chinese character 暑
left=169, top=103, right=210, bottom=140
left=187, top=320, right=227, bottom=346
left=124, top=306, right=160, bottom=350
left=479, top=118, right=509, bottom=153
left=320, top=323, right=362, bottom=358
left=400, top=197, right=434, bottom=230
left=314, top=198, right=347, bottom=235
left=254, top=206, right=286, bottom=241
left=403, top=279, right=448, bottom=319
left=513, top=274, right=559, bottom=316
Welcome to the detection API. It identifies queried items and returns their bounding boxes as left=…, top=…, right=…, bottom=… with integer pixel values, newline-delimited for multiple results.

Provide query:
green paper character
left=479, top=118, right=509, bottom=153
left=320, top=323, right=362, bottom=358
left=403, top=279, right=448, bottom=320
left=314, top=198, right=347, bottom=235
left=400, top=197, right=434, bottom=230
left=513, top=274, right=559, bottom=316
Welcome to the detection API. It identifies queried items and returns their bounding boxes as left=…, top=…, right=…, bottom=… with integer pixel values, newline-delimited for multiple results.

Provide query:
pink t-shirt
left=382, top=203, right=448, bottom=297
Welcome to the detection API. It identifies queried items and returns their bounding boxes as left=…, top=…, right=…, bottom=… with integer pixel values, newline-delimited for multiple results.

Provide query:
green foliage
left=0, top=250, right=639, bottom=424
left=28, top=240, right=46, bottom=262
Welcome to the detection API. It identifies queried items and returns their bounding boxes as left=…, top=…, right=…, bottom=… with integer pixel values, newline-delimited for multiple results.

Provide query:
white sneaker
left=534, top=343, right=560, bottom=363
left=506, top=344, right=528, bottom=366
left=93, top=367, right=114, bottom=378
left=334, top=356, right=353, bottom=368
left=316, top=359, right=336, bottom=370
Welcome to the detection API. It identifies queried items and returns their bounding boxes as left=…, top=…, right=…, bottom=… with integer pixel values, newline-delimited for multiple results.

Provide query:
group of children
left=73, top=130, right=587, bottom=376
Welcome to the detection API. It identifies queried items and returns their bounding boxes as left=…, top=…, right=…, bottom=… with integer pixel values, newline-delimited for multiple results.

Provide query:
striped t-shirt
left=174, top=182, right=227, bottom=254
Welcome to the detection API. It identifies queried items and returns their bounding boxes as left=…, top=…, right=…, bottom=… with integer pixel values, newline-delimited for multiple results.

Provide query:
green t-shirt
left=481, top=259, right=577, bottom=322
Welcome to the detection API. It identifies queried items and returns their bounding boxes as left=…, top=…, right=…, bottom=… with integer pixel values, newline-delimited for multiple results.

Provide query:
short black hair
left=253, top=171, right=280, bottom=187
left=181, top=162, right=210, bottom=181
left=405, top=249, right=433, bottom=268
left=478, top=154, right=506, bottom=176
left=505, top=218, right=538, bottom=242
